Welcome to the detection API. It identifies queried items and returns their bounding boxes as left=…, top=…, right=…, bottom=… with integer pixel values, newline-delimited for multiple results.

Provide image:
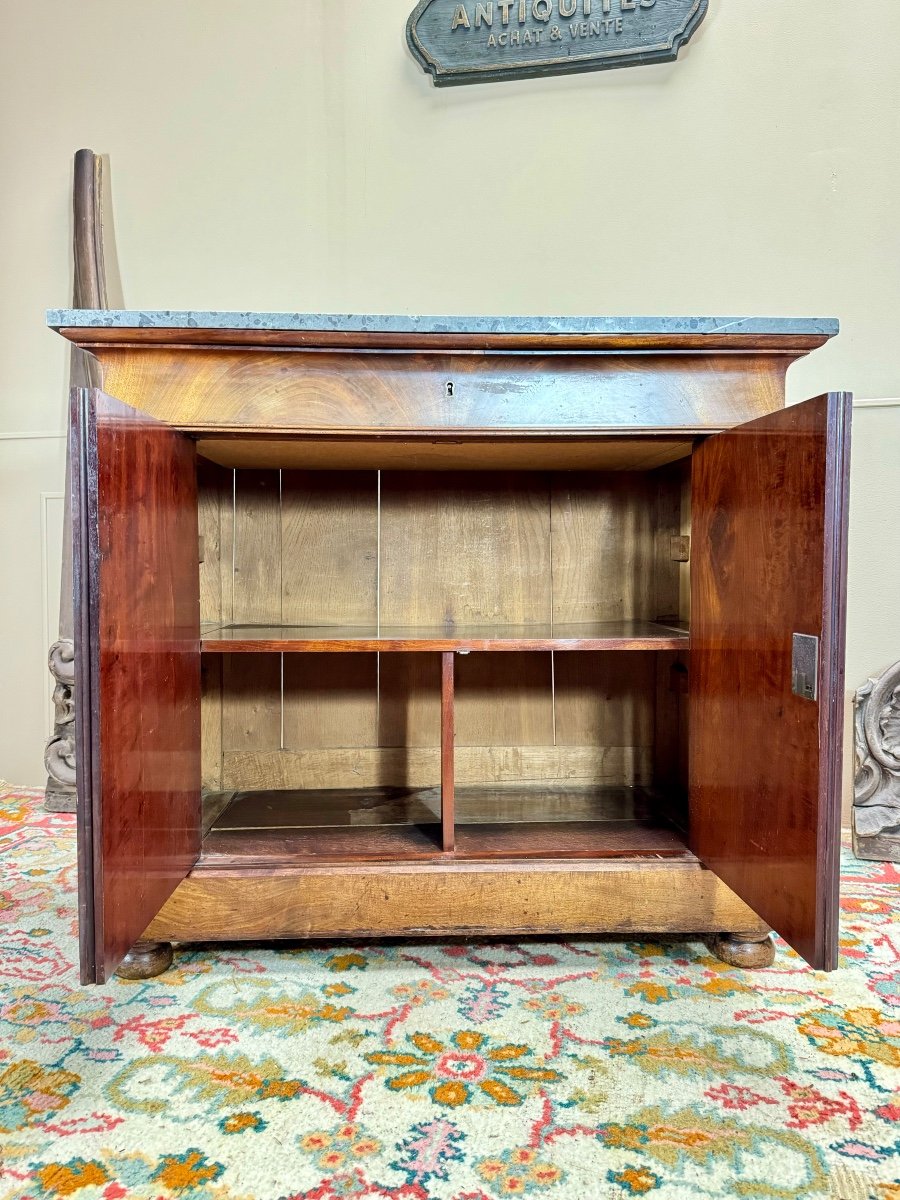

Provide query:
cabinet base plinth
left=143, top=859, right=769, bottom=947
left=710, top=932, right=775, bottom=969
left=115, top=940, right=174, bottom=980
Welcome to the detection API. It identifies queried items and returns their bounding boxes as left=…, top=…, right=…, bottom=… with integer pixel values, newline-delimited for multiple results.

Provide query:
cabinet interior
left=196, top=442, right=693, bottom=866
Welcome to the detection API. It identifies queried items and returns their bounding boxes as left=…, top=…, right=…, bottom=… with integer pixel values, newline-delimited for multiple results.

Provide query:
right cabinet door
left=689, top=393, right=852, bottom=970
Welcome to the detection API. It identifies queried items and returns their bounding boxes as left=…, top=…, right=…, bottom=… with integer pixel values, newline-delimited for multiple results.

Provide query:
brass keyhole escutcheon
left=445, top=381, right=454, bottom=398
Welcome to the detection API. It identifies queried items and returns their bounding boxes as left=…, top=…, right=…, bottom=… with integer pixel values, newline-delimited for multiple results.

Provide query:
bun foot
left=115, top=940, right=174, bottom=980
left=710, top=932, right=775, bottom=969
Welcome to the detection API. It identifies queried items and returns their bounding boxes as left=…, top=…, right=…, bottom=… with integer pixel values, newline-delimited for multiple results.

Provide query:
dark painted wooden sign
left=407, top=0, right=708, bottom=86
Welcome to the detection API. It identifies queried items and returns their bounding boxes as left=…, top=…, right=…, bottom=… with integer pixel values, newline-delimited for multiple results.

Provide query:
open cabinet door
left=72, top=388, right=201, bottom=983
left=690, top=393, right=851, bottom=971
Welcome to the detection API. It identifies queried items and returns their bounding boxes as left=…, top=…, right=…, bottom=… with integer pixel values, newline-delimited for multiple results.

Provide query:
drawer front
left=98, top=347, right=787, bottom=434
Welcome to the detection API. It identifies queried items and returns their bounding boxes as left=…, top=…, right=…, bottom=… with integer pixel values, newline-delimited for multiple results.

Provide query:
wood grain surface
left=204, top=783, right=658, bottom=829
left=281, top=470, right=377, bottom=624
left=196, top=436, right=696, bottom=473
left=220, top=745, right=653, bottom=792
left=72, top=389, right=201, bottom=983
left=201, top=620, right=689, bottom=653
left=689, top=393, right=851, bottom=971
left=96, top=348, right=790, bottom=433
left=144, top=858, right=768, bottom=942
left=379, top=471, right=551, bottom=627
left=441, top=652, right=455, bottom=852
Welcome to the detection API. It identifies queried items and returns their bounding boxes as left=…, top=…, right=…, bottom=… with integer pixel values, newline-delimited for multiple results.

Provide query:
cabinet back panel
left=281, top=470, right=378, bottom=625
left=201, top=658, right=223, bottom=791
left=380, top=472, right=552, bottom=627
left=233, top=471, right=282, bottom=624
left=379, top=655, right=442, bottom=747
left=552, top=474, right=657, bottom=624
left=214, top=653, right=656, bottom=791
left=554, top=652, right=655, bottom=750
left=284, top=654, right=379, bottom=749
left=220, top=747, right=655, bottom=792
left=653, top=650, right=690, bottom=829
left=198, top=458, right=228, bottom=625
left=198, top=460, right=230, bottom=790
left=204, top=464, right=690, bottom=794
left=222, top=654, right=281, bottom=752
left=456, top=654, right=555, bottom=747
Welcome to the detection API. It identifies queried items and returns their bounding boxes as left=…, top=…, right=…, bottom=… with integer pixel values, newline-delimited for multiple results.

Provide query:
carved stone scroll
left=853, top=658, right=900, bottom=861
left=44, top=639, right=77, bottom=813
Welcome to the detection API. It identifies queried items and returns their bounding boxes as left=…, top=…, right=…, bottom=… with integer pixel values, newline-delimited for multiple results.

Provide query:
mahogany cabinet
left=49, top=311, right=851, bottom=983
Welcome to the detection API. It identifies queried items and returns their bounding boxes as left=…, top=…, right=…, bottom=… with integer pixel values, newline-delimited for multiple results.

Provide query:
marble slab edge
left=47, top=310, right=840, bottom=338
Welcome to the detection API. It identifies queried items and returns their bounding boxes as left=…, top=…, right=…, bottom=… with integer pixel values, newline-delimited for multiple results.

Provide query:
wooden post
left=441, top=651, right=455, bottom=852
left=45, top=149, right=111, bottom=813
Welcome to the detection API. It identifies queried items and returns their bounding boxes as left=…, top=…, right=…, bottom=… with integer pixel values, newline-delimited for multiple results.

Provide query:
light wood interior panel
left=379, top=472, right=551, bottom=626
left=550, top=470, right=687, bottom=625
left=201, top=658, right=223, bottom=791
left=197, top=437, right=695, bottom=472
left=206, top=462, right=692, bottom=798
left=378, top=655, right=441, bottom=747
left=145, top=860, right=769, bottom=944
left=222, top=654, right=281, bottom=752
left=553, top=652, right=655, bottom=787
left=554, top=652, right=655, bottom=746
left=233, top=470, right=281, bottom=624
left=198, top=458, right=226, bottom=625
left=283, top=654, right=378, bottom=749
left=221, top=746, right=654, bottom=792
left=653, top=651, right=690, bottom=830
left=281, top=470, right=377, bottom=624
left=198, top=460, right=230, bottom=790
left=455, top=653, right=554, bottom=747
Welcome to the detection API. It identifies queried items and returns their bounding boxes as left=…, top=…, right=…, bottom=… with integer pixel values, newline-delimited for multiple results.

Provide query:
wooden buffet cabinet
left=48, top=310, right=851, bottom=984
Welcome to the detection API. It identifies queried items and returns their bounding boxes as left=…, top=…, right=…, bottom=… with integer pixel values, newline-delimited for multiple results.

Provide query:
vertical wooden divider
left=441, top=652, right=455, bottom=852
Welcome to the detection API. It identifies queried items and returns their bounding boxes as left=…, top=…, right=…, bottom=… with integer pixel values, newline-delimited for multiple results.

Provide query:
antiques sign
left=407, top=0, right=708, bottom=86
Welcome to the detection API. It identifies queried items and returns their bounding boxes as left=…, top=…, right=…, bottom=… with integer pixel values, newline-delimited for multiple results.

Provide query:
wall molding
left=41, top=491, right=65, bottom=737
left=0, top=431, right=66, bottom=441
left=853, top=399, right=900, bottom=409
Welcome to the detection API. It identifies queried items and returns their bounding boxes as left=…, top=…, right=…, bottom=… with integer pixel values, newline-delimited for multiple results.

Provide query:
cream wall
left=2, top=0, right=899, bottom=810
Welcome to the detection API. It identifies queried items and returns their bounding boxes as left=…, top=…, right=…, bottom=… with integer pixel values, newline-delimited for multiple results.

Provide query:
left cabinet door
left=72, top=388, right=201, bottom=983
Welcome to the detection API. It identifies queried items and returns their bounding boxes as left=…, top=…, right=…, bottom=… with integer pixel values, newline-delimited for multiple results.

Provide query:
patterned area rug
left=1, top=784, right=898, bottom=1200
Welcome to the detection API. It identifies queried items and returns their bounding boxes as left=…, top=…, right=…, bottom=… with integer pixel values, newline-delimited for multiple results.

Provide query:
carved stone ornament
left=853, top=659, right=900, bottom=861
left=44, top=639, right=77, bottom=813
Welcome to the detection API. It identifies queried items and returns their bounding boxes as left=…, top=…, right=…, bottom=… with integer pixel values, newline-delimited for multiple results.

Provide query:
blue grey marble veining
left=46, top=310, right=839, bottom=337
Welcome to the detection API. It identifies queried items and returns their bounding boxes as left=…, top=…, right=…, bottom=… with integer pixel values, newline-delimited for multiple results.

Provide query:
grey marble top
left=47, top=310, right=839, bottom=337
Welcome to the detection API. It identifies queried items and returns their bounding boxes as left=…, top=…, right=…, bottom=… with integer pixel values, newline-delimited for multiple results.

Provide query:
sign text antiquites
left=407, top=0, right=708, bottom=86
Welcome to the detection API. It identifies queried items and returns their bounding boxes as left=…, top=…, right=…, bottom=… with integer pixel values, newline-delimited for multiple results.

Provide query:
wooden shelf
left=201, top=822, right=445, bottom=867
left=197, top=784, right=689, bottom=868
left=201, top=620, right=689, bottom=653
left=453, top=821, right=687, bottom=860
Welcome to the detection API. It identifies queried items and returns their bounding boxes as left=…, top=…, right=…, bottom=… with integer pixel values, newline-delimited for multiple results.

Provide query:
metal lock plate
left=792, top=633, right=819, bottom=701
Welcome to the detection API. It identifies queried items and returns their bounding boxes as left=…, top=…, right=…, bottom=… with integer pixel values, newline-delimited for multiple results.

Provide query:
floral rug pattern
left=0, top=783, right=898, bottom=1199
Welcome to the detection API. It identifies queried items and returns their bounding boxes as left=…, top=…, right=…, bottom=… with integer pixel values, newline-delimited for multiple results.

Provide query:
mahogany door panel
left=689, top=393, right=851, bottom=970
left=72, top=388, right=201, bottom=983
